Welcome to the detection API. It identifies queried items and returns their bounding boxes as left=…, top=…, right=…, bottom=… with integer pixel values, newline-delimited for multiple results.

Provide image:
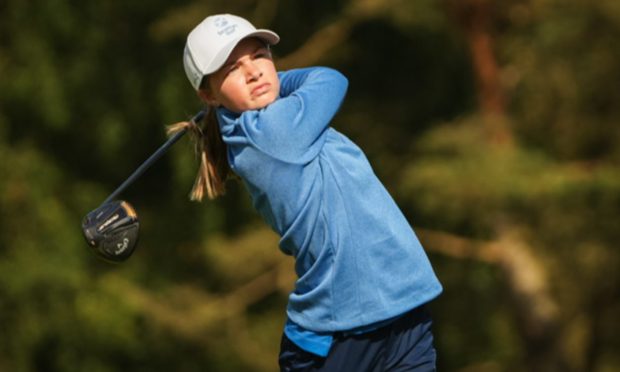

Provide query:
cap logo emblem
left=214, top=17, right=237, bottom=36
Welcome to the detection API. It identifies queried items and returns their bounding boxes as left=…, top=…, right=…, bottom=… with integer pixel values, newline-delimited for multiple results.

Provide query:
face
left=200, top=38, right=280, bottom=113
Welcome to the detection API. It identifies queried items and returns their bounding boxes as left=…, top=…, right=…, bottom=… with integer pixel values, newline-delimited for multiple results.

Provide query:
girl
left=174, top=14, right=443, bottom=371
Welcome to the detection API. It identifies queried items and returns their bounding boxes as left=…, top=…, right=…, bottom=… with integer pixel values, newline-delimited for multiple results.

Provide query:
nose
left=244, top=61, right=262, bottom=82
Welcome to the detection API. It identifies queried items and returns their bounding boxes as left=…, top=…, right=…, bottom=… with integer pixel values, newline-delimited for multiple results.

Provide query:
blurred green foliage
left=0, top=0, right=619, bottom=371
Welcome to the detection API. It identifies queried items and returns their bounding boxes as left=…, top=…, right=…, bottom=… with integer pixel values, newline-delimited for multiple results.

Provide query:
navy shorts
left=279, top=306, right=437, bottom=372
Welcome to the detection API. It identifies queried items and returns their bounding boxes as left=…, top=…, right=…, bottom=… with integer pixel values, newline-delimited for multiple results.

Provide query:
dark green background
left=1, top=1, right=619, bottom=371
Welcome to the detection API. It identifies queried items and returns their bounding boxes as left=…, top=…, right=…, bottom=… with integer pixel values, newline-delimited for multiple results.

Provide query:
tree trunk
left=444, top=0, right=512, bottom=145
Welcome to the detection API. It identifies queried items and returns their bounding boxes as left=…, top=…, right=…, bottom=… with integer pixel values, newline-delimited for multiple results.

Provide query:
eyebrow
left=222, top=45, right=269, bottom=69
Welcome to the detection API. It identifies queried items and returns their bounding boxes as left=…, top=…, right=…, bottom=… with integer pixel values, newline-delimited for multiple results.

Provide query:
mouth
left=251, top=83, right=271, bottom=97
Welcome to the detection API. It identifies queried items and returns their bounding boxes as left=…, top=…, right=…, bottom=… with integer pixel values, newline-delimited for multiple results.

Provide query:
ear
left=197, top=89, right=219, bottom=106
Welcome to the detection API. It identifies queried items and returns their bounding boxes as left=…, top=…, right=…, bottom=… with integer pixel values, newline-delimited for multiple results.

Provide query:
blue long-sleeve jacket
left=216, top=67, right=442, bottom=332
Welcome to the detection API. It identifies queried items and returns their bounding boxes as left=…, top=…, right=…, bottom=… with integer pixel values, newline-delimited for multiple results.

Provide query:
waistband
left=335, top=305, right=430, bottom=339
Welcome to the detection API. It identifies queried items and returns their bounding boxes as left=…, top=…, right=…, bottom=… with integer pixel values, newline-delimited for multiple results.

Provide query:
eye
left=226, top=64, right=239, bottom=75
left=254, top=49, right=270, bottom=59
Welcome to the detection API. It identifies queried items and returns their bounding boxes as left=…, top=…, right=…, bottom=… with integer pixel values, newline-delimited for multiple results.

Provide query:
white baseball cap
left=183, top=14, right=280, bottom=90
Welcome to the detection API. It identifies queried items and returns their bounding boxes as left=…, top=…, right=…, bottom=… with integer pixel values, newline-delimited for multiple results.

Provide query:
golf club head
left=82, top=200, right=140, bottom=262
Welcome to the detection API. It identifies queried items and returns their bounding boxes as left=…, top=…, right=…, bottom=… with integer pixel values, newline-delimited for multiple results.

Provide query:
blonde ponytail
left=167, top=108, right=230, bottom=201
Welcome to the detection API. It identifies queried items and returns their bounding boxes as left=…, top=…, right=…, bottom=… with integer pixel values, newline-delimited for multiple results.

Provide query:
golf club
left=81, top=110, right=206, bottom=262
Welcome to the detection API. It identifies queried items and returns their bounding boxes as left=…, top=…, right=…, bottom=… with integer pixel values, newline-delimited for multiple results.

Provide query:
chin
left=253, top=94, right=277, bottom=110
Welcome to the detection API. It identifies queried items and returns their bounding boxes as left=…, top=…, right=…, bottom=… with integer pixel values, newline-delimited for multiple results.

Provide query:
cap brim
left=204, top=29, right=280, bottom=76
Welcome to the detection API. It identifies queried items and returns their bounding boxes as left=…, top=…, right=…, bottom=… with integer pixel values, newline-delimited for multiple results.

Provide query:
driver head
left=82, top=200, right=140, bottom=262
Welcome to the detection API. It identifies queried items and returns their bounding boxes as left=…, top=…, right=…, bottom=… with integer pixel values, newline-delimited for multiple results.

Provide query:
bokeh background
left=1, top=0, right=619, bottom=371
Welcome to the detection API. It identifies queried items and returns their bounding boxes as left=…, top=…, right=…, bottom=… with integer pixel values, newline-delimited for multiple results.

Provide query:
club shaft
left=101, top=110, right=205, bottom=206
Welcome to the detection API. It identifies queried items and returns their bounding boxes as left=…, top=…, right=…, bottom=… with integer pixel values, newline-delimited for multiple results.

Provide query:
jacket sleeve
left=236, top=67, right=348, bottom=163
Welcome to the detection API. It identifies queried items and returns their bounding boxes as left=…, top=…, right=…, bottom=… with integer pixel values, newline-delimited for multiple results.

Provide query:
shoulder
left=278, top=66, right=348, bottom=83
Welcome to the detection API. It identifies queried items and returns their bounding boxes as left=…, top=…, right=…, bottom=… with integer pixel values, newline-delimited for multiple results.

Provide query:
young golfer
left=174, top=13, right=443, bottom=371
